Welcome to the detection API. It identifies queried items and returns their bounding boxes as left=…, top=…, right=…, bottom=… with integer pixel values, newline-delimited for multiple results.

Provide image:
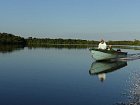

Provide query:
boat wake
left=119, top=53, right=140, bottom=61
left=114, top=53, right=140, bottom=105
left=115, top=71, right=140, bottom=105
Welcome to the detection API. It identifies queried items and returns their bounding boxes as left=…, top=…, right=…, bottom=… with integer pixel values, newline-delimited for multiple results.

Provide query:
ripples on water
left=116, top=63, right=140, bottom=105
left=126, top=71, right=140, bottom=105
left=0, top=46, right=140, bottom=105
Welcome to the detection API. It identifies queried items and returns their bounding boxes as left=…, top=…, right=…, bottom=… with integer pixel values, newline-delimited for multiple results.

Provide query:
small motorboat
left=89, top=48, right=127, bottom=61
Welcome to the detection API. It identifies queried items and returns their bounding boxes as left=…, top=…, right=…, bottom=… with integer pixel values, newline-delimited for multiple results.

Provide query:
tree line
left=27, top=37, right=98, bottom=46
left=0, top=33, right=26, bottom=45
left=0, top=33, right=140, bottom=46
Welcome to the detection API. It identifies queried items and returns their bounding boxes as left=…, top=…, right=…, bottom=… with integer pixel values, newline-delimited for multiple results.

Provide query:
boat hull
left=90, top=48, right=127, bottom=61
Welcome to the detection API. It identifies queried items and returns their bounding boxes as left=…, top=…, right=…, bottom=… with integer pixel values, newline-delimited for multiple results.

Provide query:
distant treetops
left=0, top=33, right=26, bottom=45
left=0, top=32, right=140, bottom=46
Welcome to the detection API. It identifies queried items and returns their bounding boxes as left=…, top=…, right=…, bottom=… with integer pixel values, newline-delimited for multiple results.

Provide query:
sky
left=0, top=0, right=140, bottom=40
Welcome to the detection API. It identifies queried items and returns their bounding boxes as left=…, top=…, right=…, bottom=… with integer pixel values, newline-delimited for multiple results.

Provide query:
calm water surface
left=0, top=46, right=140, bottom=105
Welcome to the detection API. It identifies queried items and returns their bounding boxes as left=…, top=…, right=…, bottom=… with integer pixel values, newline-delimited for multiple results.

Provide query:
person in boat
left=98, top=39, right=107, bottom=50
left=107, top=45, right=113, bottom=50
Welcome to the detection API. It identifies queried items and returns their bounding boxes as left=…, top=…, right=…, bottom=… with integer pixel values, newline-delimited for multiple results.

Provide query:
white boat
left=89, top=48, right=127, bottom=61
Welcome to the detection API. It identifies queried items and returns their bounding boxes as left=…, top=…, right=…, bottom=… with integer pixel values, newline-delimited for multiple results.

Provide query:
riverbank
left=0, top=32, right=140, bottom=46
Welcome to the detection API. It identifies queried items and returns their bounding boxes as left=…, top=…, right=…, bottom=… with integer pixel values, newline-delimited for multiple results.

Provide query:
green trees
left=0, top=33, right=26, bottom=45
left=0, top=32, right=140, bottom=46
left=26, top=37, right=99, bottom=46
left=107, top=40, right=140, bottom=45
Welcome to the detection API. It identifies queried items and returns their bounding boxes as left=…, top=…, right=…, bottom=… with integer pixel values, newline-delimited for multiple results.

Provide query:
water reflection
left=113, top=45, right=140, bottom=50
left=0, top=45, right=24, bottom=53
left=0, top=45, right=140, bottom=54
left=27, top=44, right=91, bottom=49
left=0, top=45, right=90, bottom=53
left=89, top=61, right=127, bottom=82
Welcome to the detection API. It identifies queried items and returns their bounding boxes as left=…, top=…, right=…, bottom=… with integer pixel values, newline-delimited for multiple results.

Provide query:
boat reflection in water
left=89, top=61, right=127, bottom=82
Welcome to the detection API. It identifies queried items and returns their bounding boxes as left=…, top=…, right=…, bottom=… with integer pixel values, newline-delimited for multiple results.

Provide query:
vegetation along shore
left=0, top=33, right=140, bottom=46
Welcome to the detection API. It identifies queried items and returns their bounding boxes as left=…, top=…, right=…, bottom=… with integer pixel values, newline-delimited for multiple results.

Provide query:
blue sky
left=0, top=0, right=140, bottom=40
